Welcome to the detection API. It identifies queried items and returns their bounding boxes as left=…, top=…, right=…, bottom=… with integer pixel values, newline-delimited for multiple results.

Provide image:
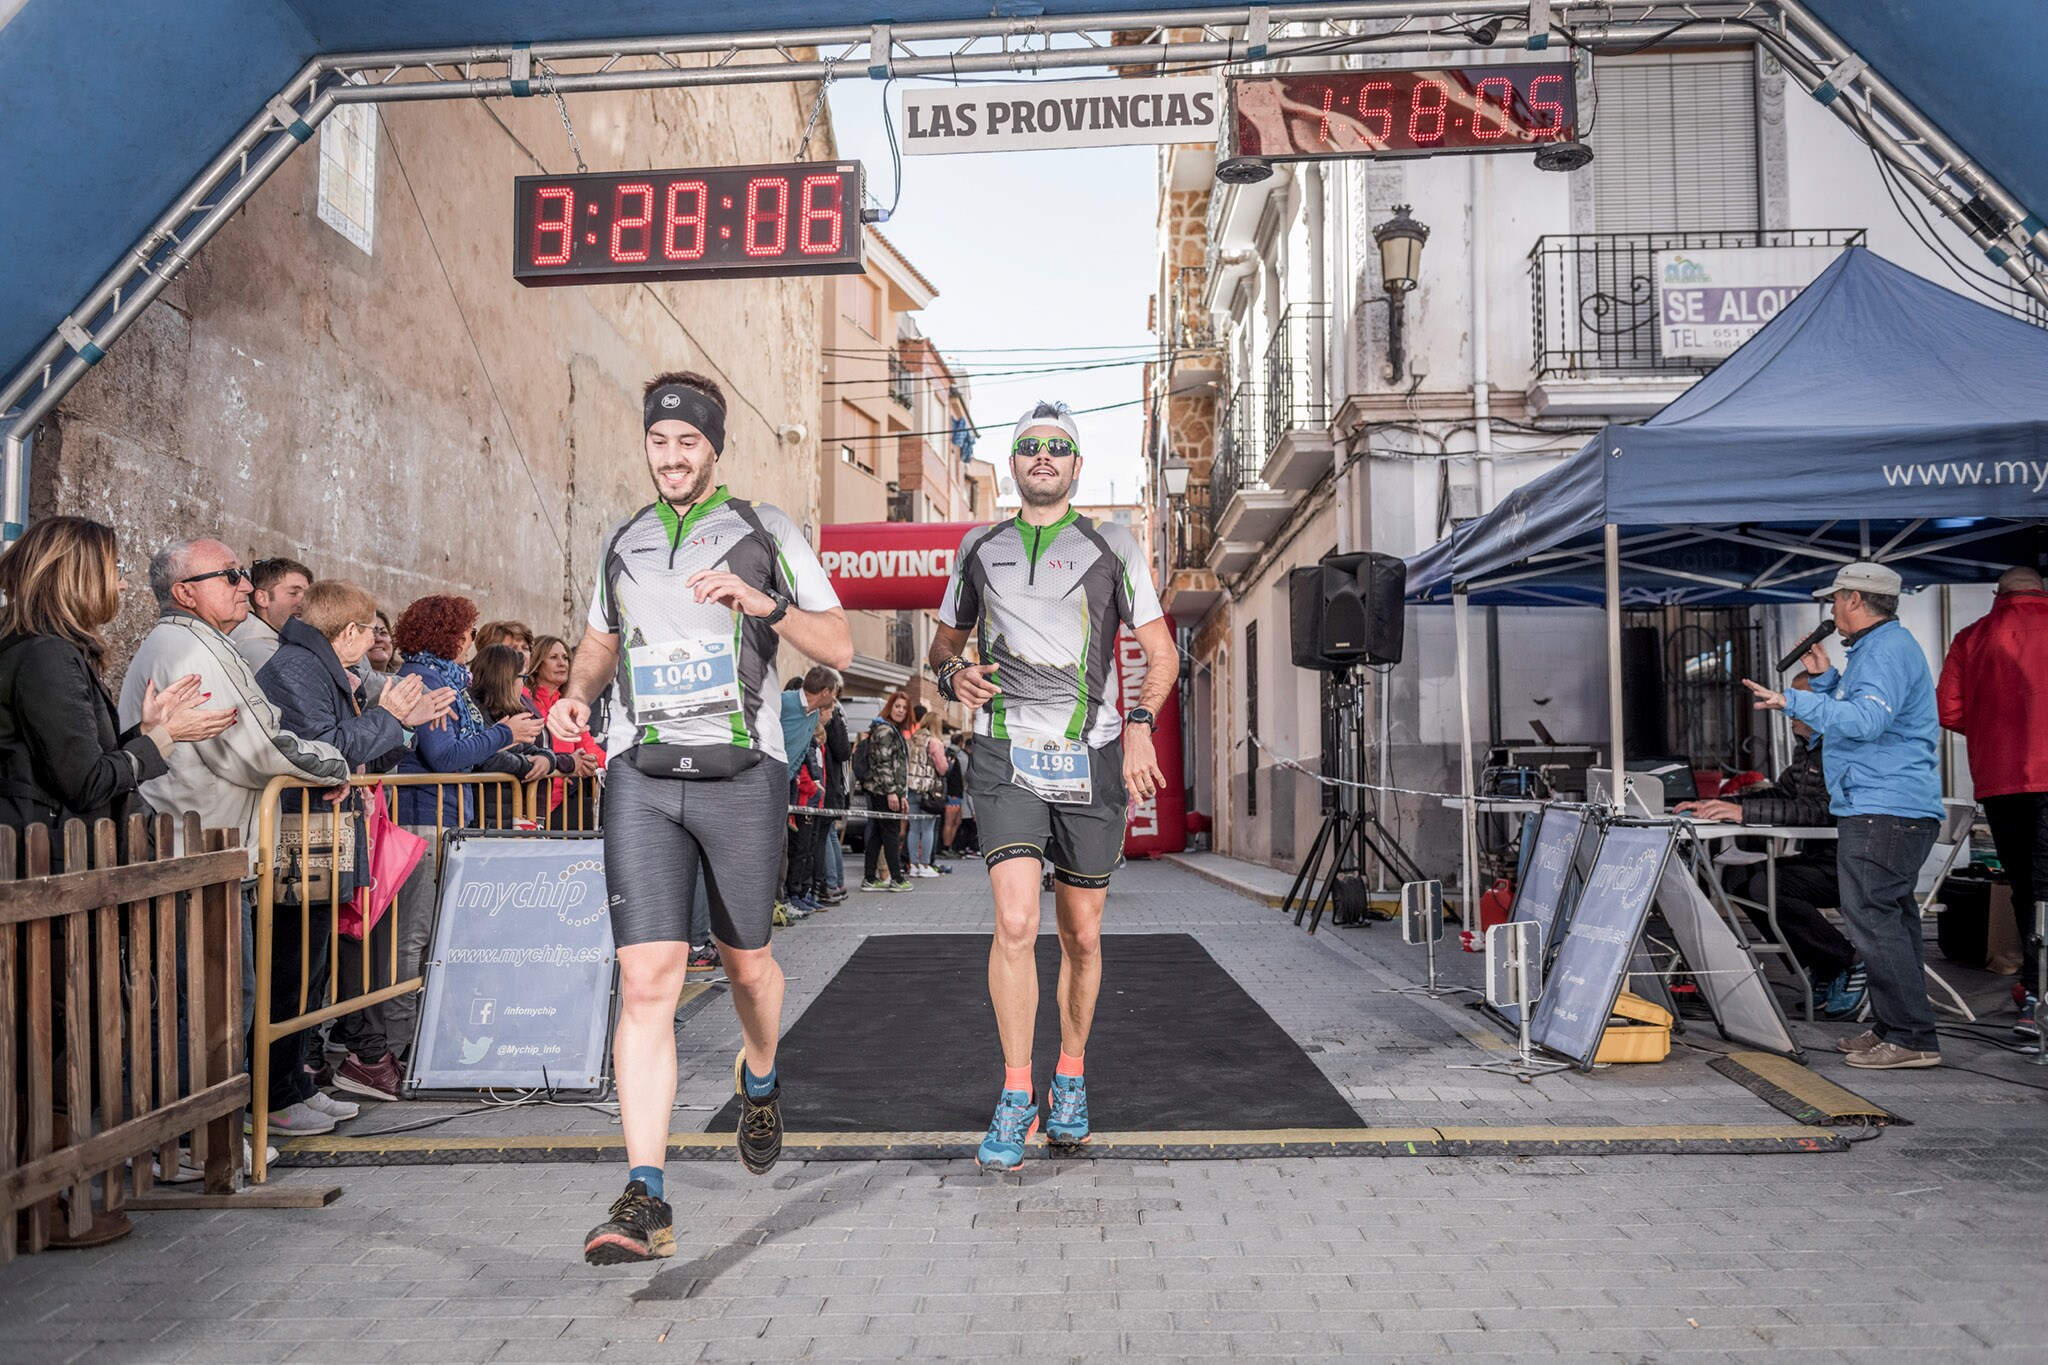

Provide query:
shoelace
left=743, top=1097, right=779, bottom=1139
left=987, top=1097, right=1034, bottom=1144
left=608, top=1190, right=659, bottom=1225
left=1049, top=1082, right=1087, bottom=1125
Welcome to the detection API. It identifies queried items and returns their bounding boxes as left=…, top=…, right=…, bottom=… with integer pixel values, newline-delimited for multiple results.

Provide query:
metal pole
left=1455, top=587, right=1478, bottom=920
left=2035, top=900, right=2046, bottom=1065
left=1605, top=523, right=1626, bottom=809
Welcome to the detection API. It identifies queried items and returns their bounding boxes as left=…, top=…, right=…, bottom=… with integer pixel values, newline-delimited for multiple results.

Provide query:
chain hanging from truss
left=537, top=62, right=588, bottom=174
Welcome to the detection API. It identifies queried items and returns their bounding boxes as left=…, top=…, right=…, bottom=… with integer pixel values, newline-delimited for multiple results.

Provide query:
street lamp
left=1161, top=455, right=1192, bottom=498
left=1371, top=205, right=1429, bottom=384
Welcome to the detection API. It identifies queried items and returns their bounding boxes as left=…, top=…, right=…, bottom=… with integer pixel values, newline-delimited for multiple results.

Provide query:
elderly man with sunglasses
left=930, top=400, right=1179, bottom=1171
left=119, top=539, right=349, bottom=1054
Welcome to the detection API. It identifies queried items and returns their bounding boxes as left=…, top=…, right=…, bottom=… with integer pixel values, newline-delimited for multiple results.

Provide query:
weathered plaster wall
left=39, top=77, right=827, bottom=668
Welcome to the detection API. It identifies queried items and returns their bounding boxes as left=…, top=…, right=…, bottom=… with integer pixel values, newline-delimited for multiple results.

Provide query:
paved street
left=5, top=857, right=2047, bottom=1362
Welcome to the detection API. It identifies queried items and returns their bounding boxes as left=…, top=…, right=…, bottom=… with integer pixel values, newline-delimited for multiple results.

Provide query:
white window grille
left=1590, top=53, right=1758, bottom=232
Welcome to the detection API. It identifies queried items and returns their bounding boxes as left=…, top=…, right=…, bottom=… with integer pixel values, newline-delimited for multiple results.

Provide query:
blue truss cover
left=2, top=2, right=2045, bottom=400
left=1407, top=249, right=2048, bottom=606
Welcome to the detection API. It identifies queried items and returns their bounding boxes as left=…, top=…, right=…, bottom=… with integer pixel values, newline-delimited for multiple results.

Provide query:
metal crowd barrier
left=249, top=771, right=525, bottom=1182
left=0, top=813, right=249, bottom=1258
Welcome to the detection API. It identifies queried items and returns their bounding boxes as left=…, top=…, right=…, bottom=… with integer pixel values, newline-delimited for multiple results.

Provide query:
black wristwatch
left=761, top=589, right=792, bottom=626
left=1124, top=706, right=1156, bottom=732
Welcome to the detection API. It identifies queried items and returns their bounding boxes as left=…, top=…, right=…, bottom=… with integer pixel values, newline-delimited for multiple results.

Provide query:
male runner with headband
left=929, top=400, right=1178, bottom=1170
left=552, top=371, right=851, bottom=1263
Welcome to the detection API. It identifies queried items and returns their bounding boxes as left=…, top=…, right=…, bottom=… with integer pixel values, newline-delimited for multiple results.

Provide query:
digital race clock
left=512, top=161, right=866, bottom=286
left=1230, top=63, right=1577, bottom=162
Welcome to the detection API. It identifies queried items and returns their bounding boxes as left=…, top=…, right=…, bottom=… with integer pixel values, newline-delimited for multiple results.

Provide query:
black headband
left=643, top=384, right=726, bottom=453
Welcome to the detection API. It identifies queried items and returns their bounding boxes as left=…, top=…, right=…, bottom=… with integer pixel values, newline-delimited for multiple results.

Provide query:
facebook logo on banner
left=469, top=999, right=496, bottom=1027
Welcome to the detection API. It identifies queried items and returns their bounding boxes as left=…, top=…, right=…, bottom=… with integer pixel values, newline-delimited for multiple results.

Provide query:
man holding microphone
left=1743, top=562, right=1945, bottom=1070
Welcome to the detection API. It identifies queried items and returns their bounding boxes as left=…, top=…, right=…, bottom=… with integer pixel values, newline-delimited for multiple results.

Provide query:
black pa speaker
left=1289, top=552, right=1406, bottom=670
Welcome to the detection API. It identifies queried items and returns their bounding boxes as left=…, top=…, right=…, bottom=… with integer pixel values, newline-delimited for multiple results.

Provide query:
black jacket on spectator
left=0, top=631, right=167, bottom=842
left=1737, top=738, right=1834, bottom=836
left=823, top=711, right=853, bottom=808
left=258, top=617, right=411, bottom=878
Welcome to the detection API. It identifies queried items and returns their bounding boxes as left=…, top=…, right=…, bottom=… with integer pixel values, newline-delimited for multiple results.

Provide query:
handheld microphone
left=1775, top=619, right=1837, bottom=673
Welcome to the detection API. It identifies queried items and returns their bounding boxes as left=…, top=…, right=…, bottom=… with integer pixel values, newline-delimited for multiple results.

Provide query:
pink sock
left=1004, top=1064, right=1033, bottom=1094
left=1056, top=1052, right=1084, bottom=1078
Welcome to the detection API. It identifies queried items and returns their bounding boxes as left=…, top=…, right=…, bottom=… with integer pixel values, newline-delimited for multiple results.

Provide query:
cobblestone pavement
left=4, top=858, right=2046, bottom=1362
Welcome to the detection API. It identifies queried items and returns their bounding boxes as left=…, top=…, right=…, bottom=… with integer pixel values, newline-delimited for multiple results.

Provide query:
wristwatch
left=761, top=589, right=792, bottom=626
left=1124, top=706, right=1156, bottom=732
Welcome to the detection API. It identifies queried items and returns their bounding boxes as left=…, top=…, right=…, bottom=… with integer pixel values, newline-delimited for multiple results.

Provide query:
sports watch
left=761, top=589, right=792, bottom=626
left=1124, top=706, right=1156, bottom=731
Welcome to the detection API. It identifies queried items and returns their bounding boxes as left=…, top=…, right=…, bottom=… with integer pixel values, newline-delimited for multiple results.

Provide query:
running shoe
left=734, top=1051, right=783, bottom=1175
left=977, top=1088, right=1039, bottom=1172
left=688, top=944, right=722, bottom=973
left=1045, top=1073, right=1090, bottom=1148
left=333, top=1052, right=403, bottom=1101
left=582, top=1179, right=676, bottom=1265
left=250, top=1101, right=334, bottom=1136
left=1819, top=963, right=1867, bottom=1019
left=859, top=879, right=892, bottom=893
left=889, top=878, right=914, bottom=892
left=302, top=1090, right=359, bottom=1122
left=2017, top=993, right=2040, bottom=1040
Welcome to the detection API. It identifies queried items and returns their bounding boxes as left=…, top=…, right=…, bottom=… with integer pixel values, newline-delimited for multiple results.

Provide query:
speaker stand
left=1283, top=669, right=1427, bottom=935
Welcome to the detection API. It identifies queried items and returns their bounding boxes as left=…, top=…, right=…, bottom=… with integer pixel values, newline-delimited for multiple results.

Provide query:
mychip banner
left=408, top=832, right=615, bottom=1094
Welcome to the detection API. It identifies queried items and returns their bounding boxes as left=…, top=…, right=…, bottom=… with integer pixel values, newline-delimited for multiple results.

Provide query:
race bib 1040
left=1010, top=735, right=1092, bottom=805
left=628, top=637, right=740, bottom=727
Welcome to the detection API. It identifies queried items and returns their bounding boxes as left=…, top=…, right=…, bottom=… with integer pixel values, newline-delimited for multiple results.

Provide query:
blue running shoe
left=1045, top=1072, right=1090, bottom=1147
left=1820, top=963, right=1867, bottom=1019
left=976, top=1088, right=1039, bottom=1171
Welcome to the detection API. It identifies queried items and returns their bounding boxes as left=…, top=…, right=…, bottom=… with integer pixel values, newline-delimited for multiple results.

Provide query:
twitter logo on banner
left=460, top=1035, right=493, bottom=1065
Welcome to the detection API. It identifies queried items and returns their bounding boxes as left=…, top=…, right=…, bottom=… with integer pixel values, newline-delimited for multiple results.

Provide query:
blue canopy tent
left=1404, top=245, right=2048, bottom=899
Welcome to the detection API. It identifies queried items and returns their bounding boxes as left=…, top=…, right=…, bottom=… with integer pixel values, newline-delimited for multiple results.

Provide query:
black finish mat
left=710, top=932, right=1366, bottom=1133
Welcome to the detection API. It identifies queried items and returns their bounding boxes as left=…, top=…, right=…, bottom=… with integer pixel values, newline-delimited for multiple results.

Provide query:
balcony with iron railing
left=1205, top=382, right=1297, bottom=576
left=1527, top=229, right=1866, bottom=413
left=1260, top=303, right=1333, bottom=488
left=887, top=352, right=915, bottom=408
left=886, top=612, right=917, bottom=668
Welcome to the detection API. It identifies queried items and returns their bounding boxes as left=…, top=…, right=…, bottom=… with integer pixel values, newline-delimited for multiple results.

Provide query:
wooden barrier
left=0, top=812, right=249, bottom=1261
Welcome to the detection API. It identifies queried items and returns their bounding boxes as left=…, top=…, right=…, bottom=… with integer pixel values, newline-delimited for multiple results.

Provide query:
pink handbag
left=342, top=788, right=427, bottom=940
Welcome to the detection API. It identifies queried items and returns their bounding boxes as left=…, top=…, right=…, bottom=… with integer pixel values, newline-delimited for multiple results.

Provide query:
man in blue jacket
left=1744, top=562, right=1945, bottom=1069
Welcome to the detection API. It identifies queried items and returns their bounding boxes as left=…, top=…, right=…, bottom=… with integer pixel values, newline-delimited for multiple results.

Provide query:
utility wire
left=378, top=110, right=564, bottom=552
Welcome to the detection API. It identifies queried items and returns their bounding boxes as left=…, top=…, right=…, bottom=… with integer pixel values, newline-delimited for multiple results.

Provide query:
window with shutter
left=1590, top=53, right=1759, bottom=232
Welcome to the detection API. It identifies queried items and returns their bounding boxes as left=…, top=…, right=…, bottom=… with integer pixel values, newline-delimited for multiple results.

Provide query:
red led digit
left=1408, top=79, right=1449, bottom=145
left=798, top=173, right=844, bottom=255
left=609, top=182, right=655, bottom=264
left=1319, top=85, right=1336, bottom=145
left=744, top=176, right=789, bottom=258
left=1529, top=73, right=1567, bottom=135
left=663, top=179, right=707, bottom=260
left=1357, top=80, right=1395, bottom=145
left=1472, top=76, right=1515, bottom=141
left=532, top=186, right=574, bottom=266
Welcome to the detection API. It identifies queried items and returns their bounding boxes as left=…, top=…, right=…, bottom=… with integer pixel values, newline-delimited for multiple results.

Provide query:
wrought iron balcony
left=1528, top=229, right=1865, bottom=379
left=1170, top=480, right=1213, bottom=571
left=1262, top=303, right=1331, bottom=477
left=1206, top=385, right=1262, bottom=539
left=887, top=352, right=915, bottom=408
left=1169, top=265, right=1216, bottom=353
left=886, top=613, right=917, bottom=668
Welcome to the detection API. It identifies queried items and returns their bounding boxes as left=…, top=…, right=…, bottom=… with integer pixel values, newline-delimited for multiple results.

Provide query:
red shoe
left=333, top=1052, right=404, bottom=1102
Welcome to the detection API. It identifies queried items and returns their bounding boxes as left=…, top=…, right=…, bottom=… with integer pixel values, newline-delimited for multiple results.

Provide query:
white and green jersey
left=938, top=510, right=1164, bottom=748
left=587, top=487, right=838, bottom=762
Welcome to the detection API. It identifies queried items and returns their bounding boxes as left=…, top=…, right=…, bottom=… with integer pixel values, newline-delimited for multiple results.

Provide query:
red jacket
left=1938, top=590, right=2048, bottom=798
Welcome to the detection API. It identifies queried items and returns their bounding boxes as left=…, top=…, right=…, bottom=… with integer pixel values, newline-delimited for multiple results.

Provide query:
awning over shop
left=1407, top=248, right=2048, bottom=606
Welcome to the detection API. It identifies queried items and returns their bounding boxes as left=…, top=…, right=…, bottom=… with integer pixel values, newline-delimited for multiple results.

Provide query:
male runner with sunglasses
left=929, top=401, right=1178, bottom=1170
left=550, top=371, right=852, bottom=1263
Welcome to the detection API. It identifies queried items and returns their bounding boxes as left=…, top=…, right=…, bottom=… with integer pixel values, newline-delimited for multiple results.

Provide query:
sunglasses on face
left=179, top=566, right=249, bottom=588
left=1012, top=437, right=1078, bottom=460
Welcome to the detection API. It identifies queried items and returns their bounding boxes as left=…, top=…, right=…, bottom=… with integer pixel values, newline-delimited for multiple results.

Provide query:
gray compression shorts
left=968, top=737, right=1128, bottom=889
left=602, top=754, right=785, bottom=951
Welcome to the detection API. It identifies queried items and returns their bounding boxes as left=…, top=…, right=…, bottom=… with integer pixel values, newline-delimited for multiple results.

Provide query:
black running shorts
left=969, top=738, right=1128, bottom=889
left=602, top=755, right=785, bottom=951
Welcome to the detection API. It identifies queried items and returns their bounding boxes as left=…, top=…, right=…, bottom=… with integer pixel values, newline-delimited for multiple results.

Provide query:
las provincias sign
left=903, top=77, right=1220, bottom=155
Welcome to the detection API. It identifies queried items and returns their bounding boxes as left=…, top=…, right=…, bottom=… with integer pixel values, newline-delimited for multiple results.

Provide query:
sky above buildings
left=828, top=79, right=1156, bottom=508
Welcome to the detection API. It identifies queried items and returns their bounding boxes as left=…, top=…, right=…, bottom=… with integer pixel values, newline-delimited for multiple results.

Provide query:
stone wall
left=35, top=77, right=826, bottom=669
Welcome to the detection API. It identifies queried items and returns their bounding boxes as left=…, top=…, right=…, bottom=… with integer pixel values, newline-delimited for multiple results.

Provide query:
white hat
left=1011, top=400, right=1080, bottom=451
left=1812, top=561, right=1903, bottom=600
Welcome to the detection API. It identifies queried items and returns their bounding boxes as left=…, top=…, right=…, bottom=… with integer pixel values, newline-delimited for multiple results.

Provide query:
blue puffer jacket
left=1782, top=618, right=1943, bottom=821
left=391, top=654, right=515, bottom=826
